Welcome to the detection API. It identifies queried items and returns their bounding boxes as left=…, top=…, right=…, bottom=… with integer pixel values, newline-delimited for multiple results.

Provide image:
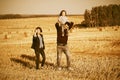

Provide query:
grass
left=0, top=16, right=120, bottom=80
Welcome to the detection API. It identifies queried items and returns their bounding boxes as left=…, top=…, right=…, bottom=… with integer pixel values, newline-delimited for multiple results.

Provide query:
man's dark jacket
left=55, top=22, right=73, bottom=45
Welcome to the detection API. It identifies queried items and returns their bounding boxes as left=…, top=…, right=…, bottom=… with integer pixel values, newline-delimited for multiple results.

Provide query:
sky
left=0, top=0, right=120, bottom=15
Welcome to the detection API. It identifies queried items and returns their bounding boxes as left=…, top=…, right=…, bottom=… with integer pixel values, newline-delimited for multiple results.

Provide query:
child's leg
left=35, top=50, right=40, bottom=69
left=40, top=49, right=46, bottom=67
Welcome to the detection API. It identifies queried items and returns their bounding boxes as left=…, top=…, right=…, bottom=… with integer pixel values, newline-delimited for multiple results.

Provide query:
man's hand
left=64, top=24, right=69, bottom=29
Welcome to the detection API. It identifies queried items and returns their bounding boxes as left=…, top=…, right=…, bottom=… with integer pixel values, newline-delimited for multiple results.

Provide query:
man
left=55, top=10, right=74, bottom=70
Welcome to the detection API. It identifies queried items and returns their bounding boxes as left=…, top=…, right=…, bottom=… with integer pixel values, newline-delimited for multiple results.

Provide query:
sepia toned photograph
left=0, top=0, right=120, bottom=80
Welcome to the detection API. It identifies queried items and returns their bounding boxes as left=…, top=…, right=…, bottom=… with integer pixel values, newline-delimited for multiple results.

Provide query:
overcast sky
left=0, top=0, right=120, bottom=14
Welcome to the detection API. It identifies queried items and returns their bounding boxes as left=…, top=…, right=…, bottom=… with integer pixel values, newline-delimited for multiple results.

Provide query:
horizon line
left=0, top=13, right=84, bottom=16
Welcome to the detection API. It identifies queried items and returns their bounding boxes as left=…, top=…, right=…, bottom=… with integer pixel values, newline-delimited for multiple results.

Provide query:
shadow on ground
left=10, top=54, right=55, bottom=69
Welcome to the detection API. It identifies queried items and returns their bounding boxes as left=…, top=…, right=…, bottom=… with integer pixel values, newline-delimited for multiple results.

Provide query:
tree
left=84, top=9, right=92, bottom=27
left=91, top=7, right=99, bottom=27
left=83, top=4, right=120, bottom=27
left=112, top=4, right=120, bottom=26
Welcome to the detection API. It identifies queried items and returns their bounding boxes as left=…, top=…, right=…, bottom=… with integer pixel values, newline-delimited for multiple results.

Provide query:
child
left=31, top=27, right=46, bottom=69
left=58, top=10, right=74, bottom=36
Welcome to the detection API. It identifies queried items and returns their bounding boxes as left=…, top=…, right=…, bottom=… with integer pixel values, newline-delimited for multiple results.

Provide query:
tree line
left=0, top=14, right=58, bottom=19
left=0, top=14, right=22, bottom=19
left=83, top=4, right=120, bottom=27
left=0, top=14, right=81, bottom=19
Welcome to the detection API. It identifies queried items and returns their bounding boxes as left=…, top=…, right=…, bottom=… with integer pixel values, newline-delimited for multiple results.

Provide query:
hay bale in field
left=98, top=27, right=102, bottom=31
left=114, top=28, right=118, bottom=31
left=48, top=28, right=51, bottom=31
left=24, top=32, right=28, bottom=37
left=118, top=26, right=119, bottom=28
left=113, top=26, right=119, bottom=31
left=4, top=34, right=11, bottom=39
left=24, top=32, right=31, bottom=37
